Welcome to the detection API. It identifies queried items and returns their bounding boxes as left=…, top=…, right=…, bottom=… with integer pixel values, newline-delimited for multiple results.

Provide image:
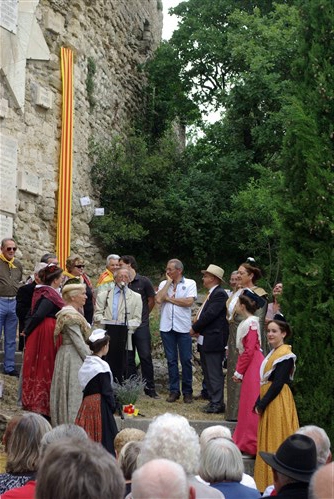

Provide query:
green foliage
left=90, top=2, right=333, bottom=446
left=90, top=129, right=183, bottom=262
left=279, top=0, right=334, bottom=442
left=141, top=42, right=200, bottom=140
left=222, top=167, right=284, bottom=284
left=86, top=57, right=96, bottom=110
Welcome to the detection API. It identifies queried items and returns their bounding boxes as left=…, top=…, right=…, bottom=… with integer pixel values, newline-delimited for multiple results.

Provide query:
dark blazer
left=263, top=482, right=309, bottom=498
left=192, top=285, right=229, bottom=352
left=16, top=282, right=37, bottom=332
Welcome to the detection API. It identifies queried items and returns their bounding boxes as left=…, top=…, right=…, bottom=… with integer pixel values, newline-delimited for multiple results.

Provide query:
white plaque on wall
left=0, top=0, right=18, bottom=34
left=80, top=196, right=91, bottom=207
left=17, top=171, right=42, bottom=196
left=35, top=85, right=53, bottom=109
left=0, top=133, right=18, bottom=214
left=0, top=214, right=13, bottom=240
left=94, top=208, right=105, bottom=216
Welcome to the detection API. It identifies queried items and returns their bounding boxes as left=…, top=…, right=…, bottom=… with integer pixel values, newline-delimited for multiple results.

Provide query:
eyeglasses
left=6, top=247, right=17, bottom=251
left=74, top=265, right=85, bottom=269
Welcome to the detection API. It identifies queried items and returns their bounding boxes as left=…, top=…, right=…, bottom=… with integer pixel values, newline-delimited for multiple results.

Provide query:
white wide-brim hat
left=201, top=264, right=225, bottom=281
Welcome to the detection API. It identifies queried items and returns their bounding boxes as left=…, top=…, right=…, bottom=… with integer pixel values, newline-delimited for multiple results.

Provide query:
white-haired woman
left=50, top=281, right=91, bottom=426
left=200, top=438, right=261, bottom=498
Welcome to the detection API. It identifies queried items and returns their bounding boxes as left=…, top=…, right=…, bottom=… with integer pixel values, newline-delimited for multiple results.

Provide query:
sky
left=162, top=0, right=183, bottom=40
left=161, top=0, right=221, bottom=126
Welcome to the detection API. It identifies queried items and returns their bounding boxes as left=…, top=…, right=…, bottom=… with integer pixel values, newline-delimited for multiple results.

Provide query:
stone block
left=44, top=9, right=65, bottom=34
left=35, top=85, right=53, bottom=109
left=17, top=171, right=42, bottom=196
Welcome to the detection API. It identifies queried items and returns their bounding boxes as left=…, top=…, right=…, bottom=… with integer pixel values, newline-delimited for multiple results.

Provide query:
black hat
left=260, top=434, right=317, bottom=483
left=242, top=288, right=266, bottom=309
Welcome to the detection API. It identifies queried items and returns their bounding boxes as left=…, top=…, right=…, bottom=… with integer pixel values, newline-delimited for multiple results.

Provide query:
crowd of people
left=0, top=237, right=332, bottom=497
left=0, top=413, right=332, bottom=498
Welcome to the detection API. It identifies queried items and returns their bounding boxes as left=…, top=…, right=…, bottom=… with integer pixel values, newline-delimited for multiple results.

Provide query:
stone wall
left=0, top=0, right=162, bottom=280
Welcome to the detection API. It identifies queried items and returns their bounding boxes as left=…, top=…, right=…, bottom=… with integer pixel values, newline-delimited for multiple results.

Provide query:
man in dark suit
left=190, top=264, right=229, bottom=414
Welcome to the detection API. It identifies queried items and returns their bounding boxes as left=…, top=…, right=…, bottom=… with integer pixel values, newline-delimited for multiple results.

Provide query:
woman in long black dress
left=76, top=329, right=118, bottom=455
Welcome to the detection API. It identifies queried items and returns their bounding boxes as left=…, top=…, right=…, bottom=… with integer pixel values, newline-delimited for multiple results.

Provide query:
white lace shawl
left=78, top=355, right=113, bottom=390
left=236, top=315, right=261, bottom=354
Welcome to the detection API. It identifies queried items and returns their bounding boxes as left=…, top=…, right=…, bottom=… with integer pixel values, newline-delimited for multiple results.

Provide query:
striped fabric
left=56, top=47, right=74, bottom=269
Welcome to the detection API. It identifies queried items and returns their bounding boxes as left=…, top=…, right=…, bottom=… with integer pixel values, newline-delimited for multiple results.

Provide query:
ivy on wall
left=86, top=57, right=96, bottom=110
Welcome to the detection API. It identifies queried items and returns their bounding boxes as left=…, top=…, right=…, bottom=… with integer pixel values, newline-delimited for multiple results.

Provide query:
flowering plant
left=114, top=375, right=145, bottom=406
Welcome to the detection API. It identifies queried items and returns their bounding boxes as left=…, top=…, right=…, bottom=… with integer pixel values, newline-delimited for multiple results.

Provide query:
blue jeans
left=160, top=329, right=193, bottom=395
left=0, top=298, right=18, bottom=372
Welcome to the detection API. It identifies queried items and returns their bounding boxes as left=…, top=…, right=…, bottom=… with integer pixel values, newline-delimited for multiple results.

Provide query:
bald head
left=309, top=462, right=334, bottom=499
left=132, top=459, right=194, bottom=499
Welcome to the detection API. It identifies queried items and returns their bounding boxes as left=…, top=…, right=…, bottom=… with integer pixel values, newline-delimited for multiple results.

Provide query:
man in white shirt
left=155, top=259, right=197, bottom=403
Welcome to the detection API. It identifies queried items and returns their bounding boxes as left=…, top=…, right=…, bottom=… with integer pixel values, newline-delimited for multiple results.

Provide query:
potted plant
left=113, top=375, right=145, bottom=416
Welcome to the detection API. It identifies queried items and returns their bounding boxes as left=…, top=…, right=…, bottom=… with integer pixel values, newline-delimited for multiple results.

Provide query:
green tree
left=141, top=42, right=200, bottom=141
left=223, top=167, right=284, bottom=284
left=279, top=0, right=334, bottom=441
left=89, top=130, right=182, bottom=263
left=139, top=1, right=301, bottom=274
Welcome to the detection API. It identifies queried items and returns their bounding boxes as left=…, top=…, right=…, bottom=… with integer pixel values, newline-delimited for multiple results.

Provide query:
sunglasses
left=74, top=265, right=85, bottom=269
left=6, top=247, right=17, bottom=251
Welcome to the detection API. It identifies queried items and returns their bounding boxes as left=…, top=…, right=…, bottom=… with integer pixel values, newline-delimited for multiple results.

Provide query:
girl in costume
left=226, top=261, right=268, bottom=421
left=232, top=289, right=265, bottom=456
left=254, top=320, right=299, bottom=492
left=76, top=329, right=118, bottom=455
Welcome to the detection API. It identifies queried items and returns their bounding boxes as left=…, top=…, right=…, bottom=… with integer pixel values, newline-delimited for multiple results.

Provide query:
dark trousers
left=200, top=349, right=224, bottom=406
left=126, top=324, right=156, bottom=392
left=105, top=325, right=128, bottom=384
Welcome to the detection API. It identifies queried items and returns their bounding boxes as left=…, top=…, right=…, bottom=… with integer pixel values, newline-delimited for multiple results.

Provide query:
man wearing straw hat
left=190, top=264, right=229, bottom=414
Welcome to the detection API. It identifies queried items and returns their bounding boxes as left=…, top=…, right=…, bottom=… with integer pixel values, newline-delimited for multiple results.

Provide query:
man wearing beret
left=190, top=264, right=229, bottom=414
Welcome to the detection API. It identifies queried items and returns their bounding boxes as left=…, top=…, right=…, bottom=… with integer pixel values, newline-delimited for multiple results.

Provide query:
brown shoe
left=166, top=392, right=180, bottom=403
left=183, top=394, right=193, bottom=404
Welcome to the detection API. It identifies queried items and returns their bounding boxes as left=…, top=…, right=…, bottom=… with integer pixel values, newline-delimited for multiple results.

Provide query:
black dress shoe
left=4, top=369, right=19, bottom=378
left=202, top=403, right=226, bottom=414
left=183, top=394, right=193, bottom=404
left=166, top=392, right=180, bottom=403
left=145, top=391, right=160, bottom=399
left=193, top=392, right=210, bottom=401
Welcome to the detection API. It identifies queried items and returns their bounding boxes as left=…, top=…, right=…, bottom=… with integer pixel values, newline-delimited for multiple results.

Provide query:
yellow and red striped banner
left=56, top=47, right=74, bottom=269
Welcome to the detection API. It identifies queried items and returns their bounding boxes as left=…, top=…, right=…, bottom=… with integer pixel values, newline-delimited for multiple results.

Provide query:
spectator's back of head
left=309, top=462, right=334, bottom=499
left=139, top=413, right=200, bottom=476
left=39, top=423, right=88, bottom=460
left=6, top=412, right=52, bottom=473
left=200, top=438, right=244, bottom=483
left=200, top=425, right=232, bottom=449
left=35, top=437, right=125, bottom=499
left=296, top=425, right=332, bottom=465
left=114, top=428, right=145, bottom=457
left=132, top=458, right=194, bottom=499
left=118, top=441, right=142, bottom=481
